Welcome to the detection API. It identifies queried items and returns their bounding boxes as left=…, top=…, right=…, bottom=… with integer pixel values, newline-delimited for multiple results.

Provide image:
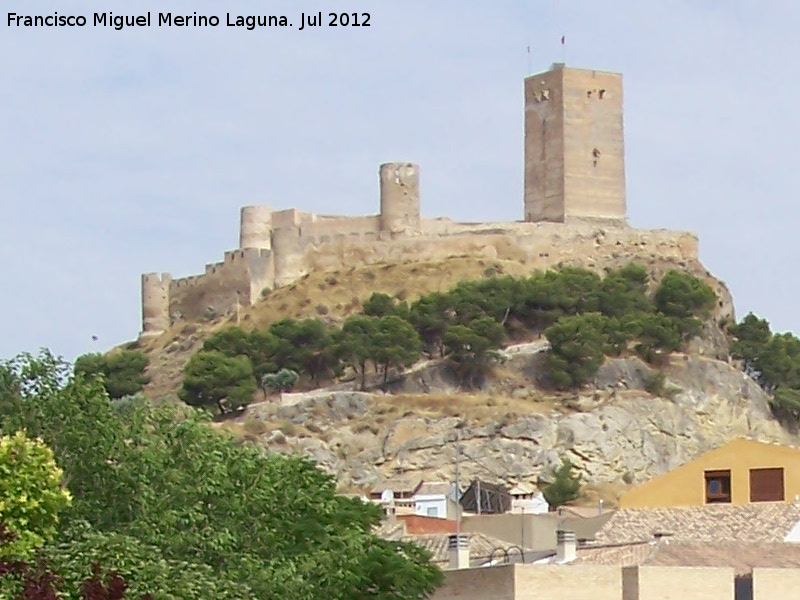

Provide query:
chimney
left=448, top=533, right=470, bottom=569
left=556, top=530, right=576, bottom=563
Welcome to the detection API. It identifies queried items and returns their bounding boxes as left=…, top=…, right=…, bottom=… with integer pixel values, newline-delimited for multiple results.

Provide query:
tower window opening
left=599, top=89, right=606, bottom=99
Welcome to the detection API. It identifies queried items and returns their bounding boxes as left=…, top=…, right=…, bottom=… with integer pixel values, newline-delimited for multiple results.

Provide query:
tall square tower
left=524, top=64, right=626, bottom=222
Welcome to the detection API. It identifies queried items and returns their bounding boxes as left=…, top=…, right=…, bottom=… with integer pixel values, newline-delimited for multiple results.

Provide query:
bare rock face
left=246, top=355, right=794, bottom=495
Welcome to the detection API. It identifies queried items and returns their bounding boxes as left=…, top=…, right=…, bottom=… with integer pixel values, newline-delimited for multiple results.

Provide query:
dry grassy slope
left=124, top=253, right=750, bottom=506
left=134, top=253, right=729, bottom=401
left=136, top=257, right=538, bottom=398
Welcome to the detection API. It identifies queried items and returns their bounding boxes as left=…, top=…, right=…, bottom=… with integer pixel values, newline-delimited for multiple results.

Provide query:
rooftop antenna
left=560, top=35, right=566, bottom=65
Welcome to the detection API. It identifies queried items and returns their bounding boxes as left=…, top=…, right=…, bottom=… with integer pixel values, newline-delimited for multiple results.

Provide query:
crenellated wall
left=137, top=65, right=722, bottom=337
left=138, top=202, right=707, bottom=337
left=163, top=248, right=273, bottom=326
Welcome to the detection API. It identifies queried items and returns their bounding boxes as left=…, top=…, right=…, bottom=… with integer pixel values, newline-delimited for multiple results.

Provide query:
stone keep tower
left=524, top=63, right=626, bottom=223
left=379, top=162, right=420, bottom=234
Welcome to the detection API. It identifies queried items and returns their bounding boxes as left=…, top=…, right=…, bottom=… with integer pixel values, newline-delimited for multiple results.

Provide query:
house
left=369, top=475, right=424, bottom=502
left=370, top=475, right=424, bottom=516
left=375, top=518, right=535, bottom=569
left=591, top=502, right=800, bottom=545
left=408, top=532, right=535, bottom=569
left=508, top=483, right=549, bottom=514
left=459, top=480, right=511, bottom=515
left=566, top=503, right=800, bottom=598
left=571, top=503, right=800, bottom=586
left=397, top=514, right=458, bottom=534
left=431, top=562, right=800, bottom=600
left=412, top=482, right=461, bottom=520
left=620, top=439, right=800, bottom=508
left=462, top=507, right=613, bottom=552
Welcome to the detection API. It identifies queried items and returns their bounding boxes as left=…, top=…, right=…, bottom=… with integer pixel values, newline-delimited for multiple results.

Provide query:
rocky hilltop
left=120, top=64, right=795, bottom=505
left=129, top=251, right=797, bottom=505
left=232, top=349, right=792, bottom=498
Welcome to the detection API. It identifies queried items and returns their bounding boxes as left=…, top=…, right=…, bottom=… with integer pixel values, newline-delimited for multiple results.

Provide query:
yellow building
left=620, top=439, right=800, bottom=508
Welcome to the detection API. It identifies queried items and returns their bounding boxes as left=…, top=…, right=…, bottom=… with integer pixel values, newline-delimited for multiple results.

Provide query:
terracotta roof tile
left=400, top=532, right=527, bottom=567
left=575, top=540, right=800, bottom=576
left=594, top=503, right=800, bottom=544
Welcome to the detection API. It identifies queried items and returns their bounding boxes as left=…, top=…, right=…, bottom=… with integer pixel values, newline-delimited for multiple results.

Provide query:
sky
left=1, top=1, right=799, bottom=362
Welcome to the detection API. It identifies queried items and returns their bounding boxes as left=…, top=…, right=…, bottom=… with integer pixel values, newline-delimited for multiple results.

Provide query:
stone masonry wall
left=166, top=248, right=272, bottom=325
left=141, top=217, right=715, bottom=336
left=138, top=65, right=719, bottom=337
left=433, top=565, right=794, bottom=600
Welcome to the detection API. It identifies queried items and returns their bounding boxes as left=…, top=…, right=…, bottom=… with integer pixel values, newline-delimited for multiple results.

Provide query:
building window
left=750, top=467, right=785, bottom=502
left=705, top=470, right=732, bottom=503
left=426, top=507, right=438, bottom=517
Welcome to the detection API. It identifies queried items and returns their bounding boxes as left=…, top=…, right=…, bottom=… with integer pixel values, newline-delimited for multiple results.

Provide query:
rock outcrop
left=239, top=350, right=794, bottom=496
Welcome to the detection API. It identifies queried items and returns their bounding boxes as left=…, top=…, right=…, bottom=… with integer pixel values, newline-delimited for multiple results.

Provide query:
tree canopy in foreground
left=0, top=350, right=443, bottom=600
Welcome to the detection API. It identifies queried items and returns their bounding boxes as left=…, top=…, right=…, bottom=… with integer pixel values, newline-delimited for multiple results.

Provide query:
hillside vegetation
left=174, top=263, right=717, bottom=414
left=86, top=254, right=800, bottom=505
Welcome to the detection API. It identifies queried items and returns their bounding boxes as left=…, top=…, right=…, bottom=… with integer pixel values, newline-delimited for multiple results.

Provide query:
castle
left=140, top=64, right=702, bottom=336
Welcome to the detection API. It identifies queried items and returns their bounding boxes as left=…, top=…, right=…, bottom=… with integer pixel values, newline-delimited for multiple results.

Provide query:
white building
left=413, top=482, right=461, bottom=519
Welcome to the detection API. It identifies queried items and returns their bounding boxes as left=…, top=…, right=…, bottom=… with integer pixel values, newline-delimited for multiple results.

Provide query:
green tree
left=180, top=351, right=256, bottom=413
left=629, top=313, right=684, bottom=365
left=269, top=318, right=337, bottom=384
left=203, top=327, right=279, bottom=396
left=1, top=352, right=444, bottom=600
left=335, top=315, right=380, bottom=390
left=44, top=525, right=251, bottom=600
left=443, top=317, right=504, bottom=389
left=261, top=369, right=299, bottom=395
left=772, top=388, right=800, bottom=423
left=74, top=350, right=149, bottom=399
left=654, top=270, right=716, bottom=319
left=335, top=316, right=421, bottom=391
left=0, top=431, right=71, bottom=559
left=515, top=269, right=601, bottom=334
left=202, top=326, right=253, bottom=357
left=598, top=264, right=651, bottom=318
left=729, top=313, right=773, bottom=378
left=362, top=293, right=410, bottom=320
left=544, top=313, right=609, bottom=389
left=541, top=459, right=582, bottom=509
left=446, top=276, right=521, bottom=325
left=757, top=333, right=800, bottom=392
left=373, top=316, right=422, bottom=390
left=408, top=293, right=453, bottom=357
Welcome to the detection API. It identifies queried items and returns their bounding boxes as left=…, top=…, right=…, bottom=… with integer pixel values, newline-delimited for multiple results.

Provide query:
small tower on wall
left=379, top=162, right=421, bottom=235
left=524, top=63, right=627, bottom=223
left=140, top=273, right=171, bottom=336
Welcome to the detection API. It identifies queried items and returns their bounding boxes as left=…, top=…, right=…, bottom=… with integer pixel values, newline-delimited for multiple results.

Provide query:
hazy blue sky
left=2, top=1, right=798, bottom=361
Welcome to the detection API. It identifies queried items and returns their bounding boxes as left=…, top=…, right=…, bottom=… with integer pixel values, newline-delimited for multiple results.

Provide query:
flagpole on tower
left=561, top=35, right=566, bottom=64
left=527, top=44, right=531, bottom=74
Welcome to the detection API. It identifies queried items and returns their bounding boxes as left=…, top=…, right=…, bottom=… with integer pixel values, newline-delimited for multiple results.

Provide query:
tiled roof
left=370, top=474, right=423, bottom=494
left=594, top=503, right=800, bottom=544
left=375, top=519, right=406, bottom=540
left=415, top=482, right=454, bottom=496
left=401, top=532, right=527, bottom=567
left=575, top=540, right=800, bottom=576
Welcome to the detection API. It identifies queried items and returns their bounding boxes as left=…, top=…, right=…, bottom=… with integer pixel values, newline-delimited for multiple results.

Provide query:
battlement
left=138, top=65, right=709, bottom=337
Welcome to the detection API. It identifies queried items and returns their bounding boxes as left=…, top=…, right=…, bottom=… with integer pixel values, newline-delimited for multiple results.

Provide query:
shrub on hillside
left=74, top=350, right=149, bottom=399
left=544, top=313, right=609, bottom=389
left=180, top=351, right=256, bottom=413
